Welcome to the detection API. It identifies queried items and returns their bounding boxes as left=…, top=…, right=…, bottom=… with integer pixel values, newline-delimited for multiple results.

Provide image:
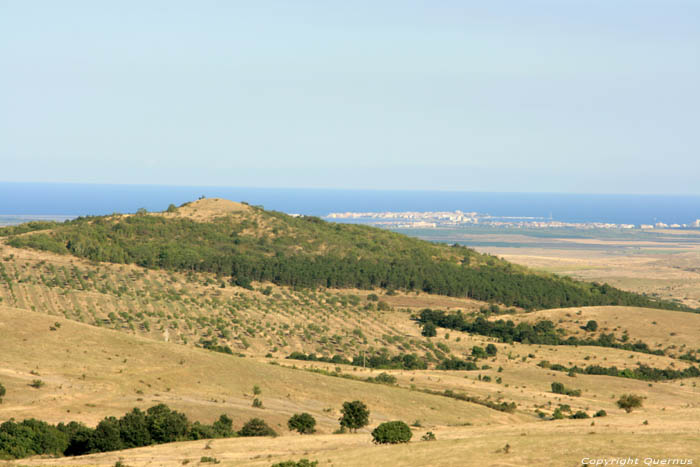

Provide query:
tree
left=617, top=394, right=643, bottom=413
left=0, top=382, right=5, bottom=403
left=339, top=401, right=369, bottom=433
left=145, top=404, right=189, bottom=443
left=287, top=413, right=316, bottom=434
left=421, top=322, right=437, bottom=338
left=583, top=320, right=598, bottom=332
left=90, top=416, right=124, bottom=453
left=118, top=408, right=151, bottom=448
left=371, top=421, right=412, bottom=444
left=212, top=414, right=234, bottom=438
left=486, top=344, right=498, bottom=356
left=238, top=418, right=277, bottom=437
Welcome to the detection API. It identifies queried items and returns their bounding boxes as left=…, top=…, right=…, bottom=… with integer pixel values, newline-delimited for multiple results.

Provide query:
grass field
left=3, top=214, right=700, bottom=465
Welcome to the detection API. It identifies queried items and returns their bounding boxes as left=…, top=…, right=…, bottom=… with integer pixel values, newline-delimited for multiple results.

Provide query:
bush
left=617, top=394, right=643, bottom=413
left=421, top=322, right=437, bottom=338
left=594, top=410, right=607, bottom=417
left=421, top=431, right=436, bottom=441
left=238, top=418, right=277, bottom=437
left=0, top=382, right=5, bottom=403
left=200, top=456, right=220, bottom=464
left=486, top=344, right=498, bottom=356
left=570, top=411, right=590, bottom=419
left=583, top=320, right=598, bottom=332
left=550, top=382, right=581, bottom=397
left=287, top=413, right=316, bottom=434
left=367, top=372, right=397, bottom=385
left=339, top=401, right=369, bottom=432
left=271, top=460, right=319, bottom=467
left=29, top=380, right=44, bottom=389
left=252, top=398, right=263, bottom=408
left=371, top=421, right=412, bottom=444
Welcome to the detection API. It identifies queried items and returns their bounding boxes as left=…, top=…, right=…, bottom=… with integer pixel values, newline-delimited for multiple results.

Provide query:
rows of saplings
left=0, top=400, right=425, bottom=460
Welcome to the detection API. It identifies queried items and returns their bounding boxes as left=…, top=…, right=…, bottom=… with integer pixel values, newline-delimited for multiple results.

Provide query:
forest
left=3, top=206, right=692, bottom=311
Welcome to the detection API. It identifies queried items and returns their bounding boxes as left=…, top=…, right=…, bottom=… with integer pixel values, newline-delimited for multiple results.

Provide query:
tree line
left=0, top=404, right=275, bottom=460
left=5, top=211, right=692, bottom=312
left=416, top=309, right=665, bottom=356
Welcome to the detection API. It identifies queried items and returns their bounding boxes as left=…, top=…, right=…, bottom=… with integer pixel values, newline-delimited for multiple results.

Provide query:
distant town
left=325, top=210, right=700, bottom=230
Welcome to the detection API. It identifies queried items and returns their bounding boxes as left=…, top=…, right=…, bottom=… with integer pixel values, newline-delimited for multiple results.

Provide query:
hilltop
left=2, top=198, right=689, bottom=312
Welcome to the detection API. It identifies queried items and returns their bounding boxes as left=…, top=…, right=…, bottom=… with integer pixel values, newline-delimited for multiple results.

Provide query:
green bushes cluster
left=551, top=382, right=582, bottom=397
left=539, top=361, right=700, bottom=382
left=418, top=309, right=666, bottom=356
left=0, top=404, right=275, bottom=460
left=371, top=421, right=412, bottom=444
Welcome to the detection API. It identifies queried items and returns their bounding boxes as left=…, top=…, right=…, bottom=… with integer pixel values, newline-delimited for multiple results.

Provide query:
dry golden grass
left=159, top=198, right=251, bottom=222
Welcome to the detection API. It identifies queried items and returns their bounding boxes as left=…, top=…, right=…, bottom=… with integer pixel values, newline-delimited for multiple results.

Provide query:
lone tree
left=486, top=344, right=498, bottom=356
left=421, top=322, right=437, bottom=338
left=371, top=421, right=412, bottom=444
left=583, top=320, right=598, bottom=332
left=239, top=418, right=277, bottom=437
left=339, top=401, right=369, bottom=433
left=617, top=394, right=643, bottom=413
left=288, top=413, right=316, bottom=434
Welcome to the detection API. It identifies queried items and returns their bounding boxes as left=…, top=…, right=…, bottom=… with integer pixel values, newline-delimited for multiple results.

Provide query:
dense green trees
left=238, top=418, right=276, bottom=437
left=5, top=210, right=691, bottom=312
left=417, top=309, right=666, bottom=356
left=540, top=360, right=700, bottom=382
left=371, top=421, right=412, bottom=444
left=339, top=401, right=369, bottom=432
left=287, top=413, right=316, bottom=434
left=287, top=351, right=427, bottom=370
left=0, top=404, right=240, bottom=460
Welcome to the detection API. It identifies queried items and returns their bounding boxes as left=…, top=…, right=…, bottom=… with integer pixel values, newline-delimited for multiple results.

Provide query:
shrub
left=367, top=294, right=379, bottom=302
left=368, top=372, right=397, bottom=385
left=0, top=382, right=5, bottom=403
left=571, top=411, right=590, bottom=419
left=617, top=394, right=643, bottom=413
left=287, top=413, right=316, bottom=434
left=238, top=418, right=276, bottom=437
left=253, top=385, right=262, bottom=395
left=550, top=382, right=581, bottom=397
left=371, top=421, right=412, bottom=444
left=594, top=410, right=607, bottom=417
left=421, top=431, right=436, bottom=441
left=339, top=401, right=369, bottom=432
left=583, top=320, right=598, bottom=332
left=200, top=456, right=220, bottom=464
left=421, top=322, right=437, bottom=337
left=29, top=380, right=44, bottom=389
left=271, top=460, right=319, bottom=467
left=252, top=398, right=263, bottom=408
left=486, top=344, right=498, bottom=356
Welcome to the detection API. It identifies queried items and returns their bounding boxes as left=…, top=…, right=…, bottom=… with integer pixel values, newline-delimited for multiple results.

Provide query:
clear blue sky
left=2, top=1, right=698, bottom=193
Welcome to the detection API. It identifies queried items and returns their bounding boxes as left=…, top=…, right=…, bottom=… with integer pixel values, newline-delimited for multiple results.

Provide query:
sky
left=1, top=1, right=699, bottom=194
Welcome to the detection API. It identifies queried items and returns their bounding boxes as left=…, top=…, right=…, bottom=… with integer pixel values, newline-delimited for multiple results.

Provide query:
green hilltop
left=2, top=198, right=691, bottom=312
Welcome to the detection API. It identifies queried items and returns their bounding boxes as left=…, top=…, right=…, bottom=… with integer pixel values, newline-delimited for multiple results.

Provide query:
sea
left=1, top=182, right=699, bottom=226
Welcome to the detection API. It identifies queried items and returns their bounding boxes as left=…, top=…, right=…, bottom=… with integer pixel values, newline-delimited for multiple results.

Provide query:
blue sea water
left=1, top=182, right=699, bottom=226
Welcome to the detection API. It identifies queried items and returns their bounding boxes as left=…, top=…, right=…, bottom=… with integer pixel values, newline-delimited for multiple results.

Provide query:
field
left=2, top=207, right=700, bottom=465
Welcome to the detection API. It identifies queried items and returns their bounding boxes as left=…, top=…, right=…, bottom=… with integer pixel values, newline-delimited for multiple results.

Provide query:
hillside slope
left=2, top=198, right=690, bottom=312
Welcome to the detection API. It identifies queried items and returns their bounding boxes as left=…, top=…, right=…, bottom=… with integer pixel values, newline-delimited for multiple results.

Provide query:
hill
left=1, top=198, right=690, bottom=312
left=3, top=305, right=700, bottom=465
